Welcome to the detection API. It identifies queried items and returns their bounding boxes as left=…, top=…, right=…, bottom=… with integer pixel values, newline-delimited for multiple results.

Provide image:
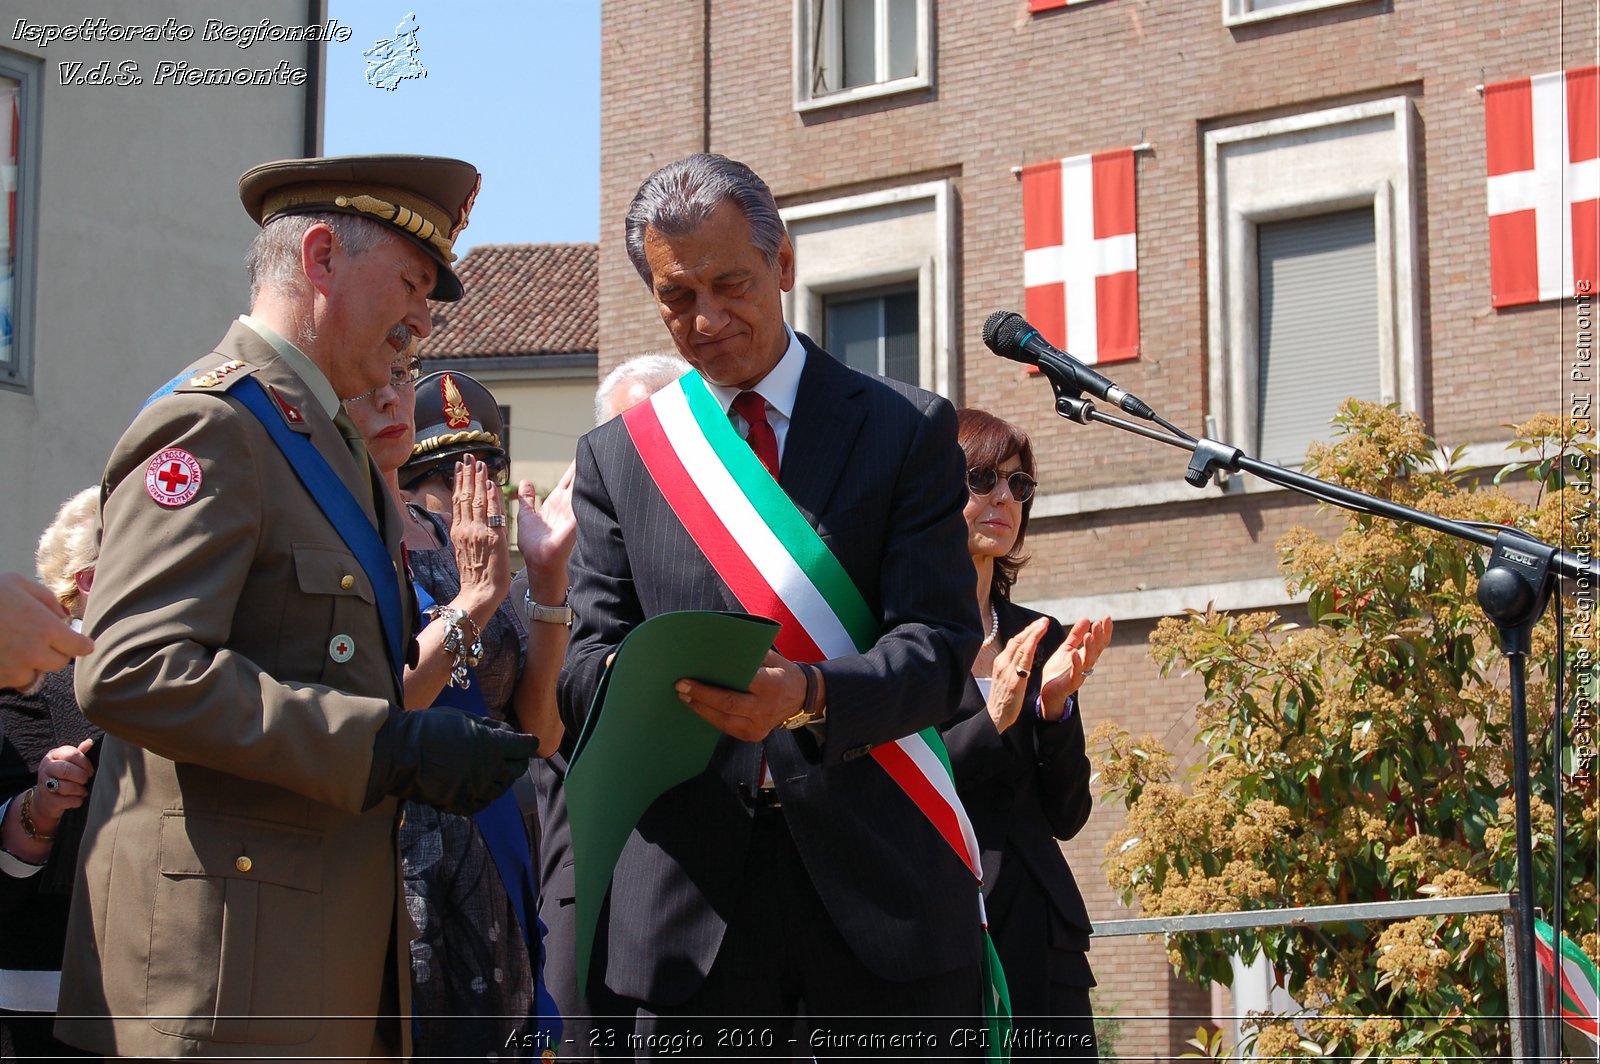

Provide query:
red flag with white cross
left=1022, top=148, right=1140, bottom=364
left=1485, top=65, right=1600, bottom=306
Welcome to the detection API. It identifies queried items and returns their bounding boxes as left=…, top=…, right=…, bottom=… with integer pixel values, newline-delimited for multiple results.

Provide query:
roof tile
left=425, top=243, right=598, bottom=359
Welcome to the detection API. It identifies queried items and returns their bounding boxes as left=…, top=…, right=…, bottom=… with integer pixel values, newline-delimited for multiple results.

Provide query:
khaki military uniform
left=58, top=321, right=415, bottom=1059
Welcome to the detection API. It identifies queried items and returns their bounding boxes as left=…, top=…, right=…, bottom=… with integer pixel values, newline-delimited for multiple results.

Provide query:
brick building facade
left=597, top=1, right=1592, bottom=1056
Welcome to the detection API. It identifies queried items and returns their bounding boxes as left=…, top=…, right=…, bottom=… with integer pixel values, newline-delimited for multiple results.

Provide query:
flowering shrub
left=1096, top=402, right=1598, bottom=1060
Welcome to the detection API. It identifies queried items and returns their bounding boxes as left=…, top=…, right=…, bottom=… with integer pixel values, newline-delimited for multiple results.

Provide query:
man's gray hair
left=624, top=154, right=788, bottom=287
left=594, top=352, right=691, bottom=425
left=245, top=211, right=392, bottom=304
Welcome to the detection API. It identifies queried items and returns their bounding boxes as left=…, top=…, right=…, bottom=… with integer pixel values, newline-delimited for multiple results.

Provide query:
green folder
left=564, top=610, right=780, bottom=996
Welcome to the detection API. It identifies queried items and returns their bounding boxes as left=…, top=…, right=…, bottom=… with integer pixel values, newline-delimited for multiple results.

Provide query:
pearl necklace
left=980, top=604, right=999, bottom=648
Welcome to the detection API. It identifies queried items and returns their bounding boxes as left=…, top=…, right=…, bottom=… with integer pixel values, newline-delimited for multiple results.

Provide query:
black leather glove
left=363, top=708, right=540, bottom=815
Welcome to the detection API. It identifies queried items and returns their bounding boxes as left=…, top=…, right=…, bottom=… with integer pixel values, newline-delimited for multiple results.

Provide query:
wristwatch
left=781, top=662, right=825, bottom=729
left=525, top=588, right=574, bottom=627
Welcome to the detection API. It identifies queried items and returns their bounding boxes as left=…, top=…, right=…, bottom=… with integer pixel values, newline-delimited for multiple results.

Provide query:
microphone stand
left=1040, top=369, right=1595, bottom=1062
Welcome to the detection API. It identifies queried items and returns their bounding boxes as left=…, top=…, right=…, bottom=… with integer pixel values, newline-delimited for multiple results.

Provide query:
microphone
left=982, top=310, right=1155, bottom=421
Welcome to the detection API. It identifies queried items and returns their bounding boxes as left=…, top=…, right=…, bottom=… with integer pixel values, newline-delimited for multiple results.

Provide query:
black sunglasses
left=451, top=452, right=511, bottom=486
left=966, top=466, right=1037, bottom=503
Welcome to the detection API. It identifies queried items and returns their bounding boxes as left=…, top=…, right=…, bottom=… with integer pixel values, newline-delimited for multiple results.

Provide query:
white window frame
left=1223, top=0, right=1371, bottom=28
left=793, top=0, right=932, bottom=113
left=781, top=180, right=954, bottom=398
left=1204, top=98, right=1420, bottom=462
left=0, top=49, right=40, bottom=393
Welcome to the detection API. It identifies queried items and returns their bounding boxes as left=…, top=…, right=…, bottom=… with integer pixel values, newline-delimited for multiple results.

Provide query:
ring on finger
left=486, top=514, right=506, bottom=528
left=44, top=777, right=59, bottom=792
left=1015, top=666, right=1030, bottom=677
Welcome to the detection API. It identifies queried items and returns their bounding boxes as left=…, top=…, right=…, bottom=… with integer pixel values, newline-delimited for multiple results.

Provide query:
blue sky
left=324, top=2, right=600, bottom=253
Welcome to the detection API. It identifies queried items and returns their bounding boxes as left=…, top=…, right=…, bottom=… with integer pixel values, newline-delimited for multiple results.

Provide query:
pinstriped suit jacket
left=557, top=336, right=985, bottom=1005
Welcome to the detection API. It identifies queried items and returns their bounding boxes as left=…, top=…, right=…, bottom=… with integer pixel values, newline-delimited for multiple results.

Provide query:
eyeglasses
left=388, top=355, right=424, bottom=389
left=966, top=466, right=1037, bottom=503
left=343, top=356, right=423, bottom=405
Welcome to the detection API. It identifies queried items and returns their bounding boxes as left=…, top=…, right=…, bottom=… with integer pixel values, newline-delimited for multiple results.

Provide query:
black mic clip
left=1184, top=439, right=1243, bottom=489
left=1030, top=351, right=1096, bottom=423
left=1055, top=393, right=1095, bottom=424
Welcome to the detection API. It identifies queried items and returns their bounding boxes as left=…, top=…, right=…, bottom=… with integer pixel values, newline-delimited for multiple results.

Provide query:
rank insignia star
left=268, top=386, right=305, bottom=425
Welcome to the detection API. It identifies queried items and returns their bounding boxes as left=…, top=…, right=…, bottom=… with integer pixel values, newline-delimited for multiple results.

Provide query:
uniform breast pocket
left=287, top=542, right=377, bottom=684
left=148, top=812, right=325, bottom=1045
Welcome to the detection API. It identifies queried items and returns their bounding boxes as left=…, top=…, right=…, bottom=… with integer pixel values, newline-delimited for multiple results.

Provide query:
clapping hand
left=986, top=617, right=1050, bottom=734
left=516, top=461, right=577, bottom=579
left=1037, top=616, right=1112, bottom=721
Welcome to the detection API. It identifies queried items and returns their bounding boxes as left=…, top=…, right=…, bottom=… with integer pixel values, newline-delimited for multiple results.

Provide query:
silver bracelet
left=423, top=606, right=483, bottom=688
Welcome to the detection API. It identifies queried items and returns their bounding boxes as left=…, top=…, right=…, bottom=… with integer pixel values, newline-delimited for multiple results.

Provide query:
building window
left=1256, top=209, right=1381, bottom=465
left=795, top=0, right=930, bottom=111
left=1204, top=98, right=1419, bottom=466
left=0, top=51, right=39, bottom=391
left=782, top=180, right=954, bottom=397
left=825, top=286, right=919, bottom=385
left=1223, top=0, right=1371, bottom=28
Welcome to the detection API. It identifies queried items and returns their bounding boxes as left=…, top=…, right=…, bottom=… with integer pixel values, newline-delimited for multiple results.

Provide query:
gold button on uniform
left=235, top=856, right=253, bottom=873
left=340, top=575, right=355, bottom=590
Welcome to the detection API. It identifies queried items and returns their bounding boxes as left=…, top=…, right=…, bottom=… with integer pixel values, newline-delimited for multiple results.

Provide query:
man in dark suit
left=558, top=154, right=985, bottom=1054
left=536, top=353, right=688, bottom=1062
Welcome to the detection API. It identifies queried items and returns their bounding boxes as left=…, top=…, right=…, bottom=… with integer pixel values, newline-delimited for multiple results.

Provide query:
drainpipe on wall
left=303, top=0, right=326, bottom=156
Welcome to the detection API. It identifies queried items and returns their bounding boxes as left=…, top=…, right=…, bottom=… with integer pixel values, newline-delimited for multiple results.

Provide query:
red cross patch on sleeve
left=144, top=448, right=203, bottom=507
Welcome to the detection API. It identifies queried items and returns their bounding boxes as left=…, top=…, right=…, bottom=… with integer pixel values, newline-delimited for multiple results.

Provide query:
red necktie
left=732, top=391, right=780, bottom=480
left=733, top=391, right=783, bottom=791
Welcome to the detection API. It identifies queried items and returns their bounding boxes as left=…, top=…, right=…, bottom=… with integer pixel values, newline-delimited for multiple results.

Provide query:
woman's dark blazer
left=940, top=595, right=1095, bottom=972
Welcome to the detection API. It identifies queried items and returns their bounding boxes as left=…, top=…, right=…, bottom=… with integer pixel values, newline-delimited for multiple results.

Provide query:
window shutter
left=1256, top=208, right=1382, bottom=465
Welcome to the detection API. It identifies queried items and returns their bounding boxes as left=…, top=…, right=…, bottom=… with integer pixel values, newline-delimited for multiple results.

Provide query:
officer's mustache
left=387, top=325, right=416, bottom=353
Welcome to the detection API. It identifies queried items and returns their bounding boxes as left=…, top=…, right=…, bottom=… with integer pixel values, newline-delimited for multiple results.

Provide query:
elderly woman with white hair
left=0, top=488, right=104, bottom=1057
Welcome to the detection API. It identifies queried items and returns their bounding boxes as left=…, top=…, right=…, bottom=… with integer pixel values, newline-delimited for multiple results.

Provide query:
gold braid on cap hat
left=411, top=429, right=503, bottom=457
left=335, top=194, right=457, bottom=263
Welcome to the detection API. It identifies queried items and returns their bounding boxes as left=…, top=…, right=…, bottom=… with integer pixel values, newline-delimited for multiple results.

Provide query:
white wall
left=499, top=378, right=599, bottom=492
left=0, top=0, right=316, bottom=570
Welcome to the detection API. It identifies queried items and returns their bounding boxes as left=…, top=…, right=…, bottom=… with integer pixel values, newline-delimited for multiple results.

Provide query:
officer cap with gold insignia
left=238, top=154, right=481, bottom=301
left=401, top=370, right=508, bottom=489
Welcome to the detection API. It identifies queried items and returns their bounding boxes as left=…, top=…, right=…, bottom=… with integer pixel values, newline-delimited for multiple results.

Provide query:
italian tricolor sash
left=622, top=370, right=1012, bottom=1053
left=1536, top=918, right=1600, bottom=1050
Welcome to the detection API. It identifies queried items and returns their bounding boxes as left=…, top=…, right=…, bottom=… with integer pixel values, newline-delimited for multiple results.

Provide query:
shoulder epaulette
left=174, top=359, right=257, bottom=393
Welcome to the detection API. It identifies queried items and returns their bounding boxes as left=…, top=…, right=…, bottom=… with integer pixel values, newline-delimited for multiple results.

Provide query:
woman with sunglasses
left=943, top=407, right=1112, bottom=1059
left=344, top=351, right=573, bottom=1057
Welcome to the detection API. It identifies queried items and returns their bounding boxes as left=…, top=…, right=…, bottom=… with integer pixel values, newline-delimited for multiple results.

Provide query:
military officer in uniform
left=56, top=156, right=539, bottom=1060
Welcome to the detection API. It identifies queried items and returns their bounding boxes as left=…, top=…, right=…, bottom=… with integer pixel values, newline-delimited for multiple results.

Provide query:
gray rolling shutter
left=1257, top=208, right=1382, bottom=465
